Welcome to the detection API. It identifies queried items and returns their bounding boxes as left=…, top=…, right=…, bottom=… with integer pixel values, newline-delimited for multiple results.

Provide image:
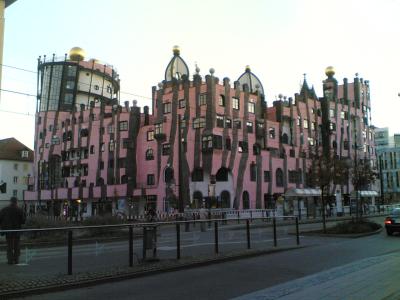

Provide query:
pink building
left=25, top=47, right=377, bottom=218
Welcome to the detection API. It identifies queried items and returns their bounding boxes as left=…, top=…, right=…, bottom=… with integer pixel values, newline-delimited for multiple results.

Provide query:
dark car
left=384, top=208, right=400, bottom=235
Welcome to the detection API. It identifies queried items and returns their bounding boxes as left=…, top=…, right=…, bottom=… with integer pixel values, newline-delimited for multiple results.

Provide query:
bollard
left=129, top=226, right=133, bottom=267
left=176, top=223, right=181, bottom=259
left=273, top=217, right=277, bottom=247
left=214, top=221, right=219, bottom=254
left=67, top=230, right=73, bottom=275
left=296, top=217, right=300, bottom=245
left=246, top=219, right=251, bottom=249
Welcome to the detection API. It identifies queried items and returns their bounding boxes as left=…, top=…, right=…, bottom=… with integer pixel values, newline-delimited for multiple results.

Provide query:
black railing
left=0, top=216, right=301, bottom=276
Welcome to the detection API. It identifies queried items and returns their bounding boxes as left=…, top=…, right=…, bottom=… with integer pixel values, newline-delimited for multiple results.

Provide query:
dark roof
left=0, top=138, right=33, bottom=162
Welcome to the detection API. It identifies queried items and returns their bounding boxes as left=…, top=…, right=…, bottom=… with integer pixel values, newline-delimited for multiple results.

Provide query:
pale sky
left=1, top=0, right=400, bottom=149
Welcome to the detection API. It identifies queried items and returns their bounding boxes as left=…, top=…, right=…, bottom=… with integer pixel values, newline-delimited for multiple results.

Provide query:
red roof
left=0, top=138, right=33, bottom=162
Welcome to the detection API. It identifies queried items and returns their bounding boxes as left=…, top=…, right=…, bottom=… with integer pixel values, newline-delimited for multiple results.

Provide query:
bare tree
left=307, top=150, right=348, bottom=233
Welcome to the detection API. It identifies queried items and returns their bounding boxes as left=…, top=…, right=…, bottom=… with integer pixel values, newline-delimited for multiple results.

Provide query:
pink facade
left=25, top=49, right=376, bottom=217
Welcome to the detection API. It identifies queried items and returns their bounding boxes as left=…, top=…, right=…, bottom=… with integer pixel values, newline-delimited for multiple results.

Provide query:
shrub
left=326, top=220, right=381, bottom=234
left=81, top=215, right=126, bottom=236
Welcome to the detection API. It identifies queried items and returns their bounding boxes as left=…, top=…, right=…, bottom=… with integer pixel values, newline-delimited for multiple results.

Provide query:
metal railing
left=0, top=216, right=300, bottom=276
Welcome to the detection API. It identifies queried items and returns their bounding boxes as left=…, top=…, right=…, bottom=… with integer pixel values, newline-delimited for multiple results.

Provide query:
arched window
left=164, top=167, right=174, bottom=183
left=192, top=168, right=204, bottom=182
left=281, top=133, right=289, bottom=144
left=276, top=168, right=284, bottom=187
left=216, top=167, right=229, bottom=182
left=146, top=148, right=154, bottom=160
left=242, top=191, right=250, bottom=209
left=49, top=155, right=61, bottom=188
left=298, top=169, right=303, bottom=184
left=220, top=191, right=230, bottom=208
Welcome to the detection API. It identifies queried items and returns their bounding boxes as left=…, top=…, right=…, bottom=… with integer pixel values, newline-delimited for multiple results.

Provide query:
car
left=384, top=208, right=400, bottom=235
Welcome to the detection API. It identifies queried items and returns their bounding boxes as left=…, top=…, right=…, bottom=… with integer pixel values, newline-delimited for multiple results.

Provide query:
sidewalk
left=234, top=251, right=400, bottom=300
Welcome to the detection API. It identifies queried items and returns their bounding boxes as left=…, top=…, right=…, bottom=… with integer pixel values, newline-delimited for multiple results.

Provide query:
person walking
left=0, top=197, right=26, bottom=264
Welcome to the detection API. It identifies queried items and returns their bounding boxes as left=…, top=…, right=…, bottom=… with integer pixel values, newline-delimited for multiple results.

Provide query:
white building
left=0, top=138, right=33, bottom=209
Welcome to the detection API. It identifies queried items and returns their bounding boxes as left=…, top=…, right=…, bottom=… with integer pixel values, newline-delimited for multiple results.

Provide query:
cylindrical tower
left=37, top=47, right=120, bottom=112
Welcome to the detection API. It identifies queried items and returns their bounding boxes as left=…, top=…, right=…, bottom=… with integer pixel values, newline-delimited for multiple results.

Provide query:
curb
left=0, top=246, right=305, bottom=298
left=298, top=227, right=383, bottom=238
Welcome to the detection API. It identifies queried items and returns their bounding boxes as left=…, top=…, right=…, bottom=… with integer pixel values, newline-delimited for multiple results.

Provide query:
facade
left=25, top=47, right=377, bottom=218
left=0, top=138, right=34, bottom=209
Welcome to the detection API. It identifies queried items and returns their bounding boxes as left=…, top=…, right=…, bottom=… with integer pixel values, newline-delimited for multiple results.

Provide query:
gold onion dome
left=69, top=47, right=86, bottom=61
left=172, top=45, right=180, bottom=56
left=245, top=65, right=251, bottom=72
left=325, top=66, right=335, bottom=77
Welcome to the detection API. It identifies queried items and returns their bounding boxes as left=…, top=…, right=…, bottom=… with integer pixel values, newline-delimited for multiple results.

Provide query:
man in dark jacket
left=0, top=197, right=26, bottom=264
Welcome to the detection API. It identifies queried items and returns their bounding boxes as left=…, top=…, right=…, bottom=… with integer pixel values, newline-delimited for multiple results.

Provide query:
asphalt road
left=10, top=216, right=400, bottom=300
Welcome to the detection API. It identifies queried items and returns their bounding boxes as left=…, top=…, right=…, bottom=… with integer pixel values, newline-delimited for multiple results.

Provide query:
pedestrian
left=0, top=197, right=26, bottom=265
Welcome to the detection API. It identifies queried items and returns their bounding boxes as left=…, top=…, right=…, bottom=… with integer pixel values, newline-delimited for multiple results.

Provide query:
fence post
left=250, top=211, right=253, bottom=222
left=214, top=221, right=219, bottom=254
left=67, top=230, right=73, bottom=275
left=142, top=227, right=147, bottom=260
left=296, top=217, right=300, bottom=245
left=273, top=217, right=277, bottom=247
left=246, top=219, right=251, bottom=249
left=237, top=211, right=240, bottom=224
left=176, top=223, right=181, bottom=259
left=129, top=226, right=133, bottom=267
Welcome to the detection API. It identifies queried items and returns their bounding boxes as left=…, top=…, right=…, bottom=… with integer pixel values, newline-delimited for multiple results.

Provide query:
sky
left=1, top=0, right=400, bottom=149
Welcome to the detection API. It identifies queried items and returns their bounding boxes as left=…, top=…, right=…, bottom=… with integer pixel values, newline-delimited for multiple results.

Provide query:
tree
left=350, top=158, right=377, bottom=221
left=307, top=151, right=348, bottom=233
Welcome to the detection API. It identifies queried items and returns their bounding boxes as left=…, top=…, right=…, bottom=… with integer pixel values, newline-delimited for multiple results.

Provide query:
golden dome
left=245, top=65, right=251, bottom=72
left=172, top=45, right=180, bottom=55
left=325, top=66, right=335, bottom=77
left=69, top=47, right=86, bottom=61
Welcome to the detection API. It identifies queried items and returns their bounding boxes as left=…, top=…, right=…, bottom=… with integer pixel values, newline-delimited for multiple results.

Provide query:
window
left=344, top=140, right=349, bottom=150
left=234, top=119, right=241, bottom=129
left=146, top=148, right=154, bottom=160
left=303, top=119, right=309, bottom=129
left=218, top=95, right=225, bottom=106
left=21, top=150, right=29, bottom=158
left=290, top=149, right=295, bottom=157
left=109, top=141, right=115, bottom=152
left=202, top=135, right=213, bottom=151
left=253, top=144, right=261, bottom=155
left=90, top=145, right=95, bottom=154
left=155, top=123, right=163, bottom=135
left=163, top=102, right=172, bottom=114
left=225, top=138, right=231, bottom=150
left=108, top=159, right=114, bottom=168
left=13, top=190, right=17, bottom=197
left=100, top=143, right=105, bottom=152
left=119, top=121, right=128, bottom=131
left=162, top=144, right=171, bottom=155
left=213, top=135, right=223, bottom=149
left=199, top=94, right=207, bottom=106
left=269, top=127, right=275, bottom=139
left=250, top=163, right=257, bottom=181
left=94, top=85, right=99, bottom=91
left=276, top=168, right=284, bottom=187
left=225, top=118, right=232, bottom=128
left=216, top=115, right=224, bottom=128
left=330, top=122, right=336, bottom=131
left=248, top=102, right=255, bottom=114
left=288, top=170, right=298, bottom=183
left=330, top=109, right=335, bottom=118
left=13, top=176, right=18, bottom=183
left=179, top=99, right=185, bottom=109
left=99, top=161, right=104, bottom=170
left=13, top=163, right=18, bottom=171
left=340, top=111, right=345, bottom=119
left=297, top=116, right=301, bottom=126
left=311, top=122, right=316, bottom=130
left=300, top=133, right=304, bottom=145
left=281, top=133, right=289, bottom=144
left=264, top=171, right=271, bottom=182
left=238, top=141, right=248, bottom=153
left=147, top=131, right=154, bottom=141
left=232, top=97, right=239, bottom=110
left=308, top=137, right=314, bottom=146
left=246, top=121, right=253, bottom=133
left=193, top=117, right=206, bottom=129
left=147, top=174, right=155, bottom=185
left=108, top=124, right=114, bottom=134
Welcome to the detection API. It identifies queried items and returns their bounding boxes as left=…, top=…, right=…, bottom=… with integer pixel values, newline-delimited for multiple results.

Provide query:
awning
left=285, top=188, right=322, bottom=197
left=351, top=190, right=379, bottom=197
